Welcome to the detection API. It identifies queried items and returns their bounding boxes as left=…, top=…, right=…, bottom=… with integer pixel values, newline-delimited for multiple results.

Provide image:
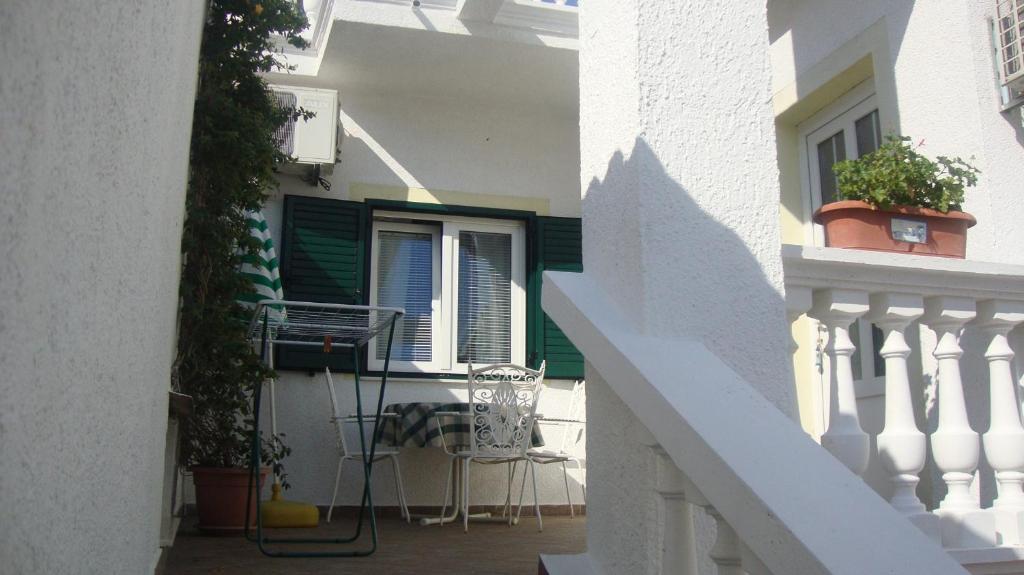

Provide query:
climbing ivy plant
left=176, top=0, right=308, bottom=469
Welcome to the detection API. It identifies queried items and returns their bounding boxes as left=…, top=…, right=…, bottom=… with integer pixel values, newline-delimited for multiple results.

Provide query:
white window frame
left=797, top=80, right=880, bottom=246
left=367, top=210, right=526, bottom=375
left=368, top=220, right=443, bottom=373
left=799, top=80, right=887, bottom=390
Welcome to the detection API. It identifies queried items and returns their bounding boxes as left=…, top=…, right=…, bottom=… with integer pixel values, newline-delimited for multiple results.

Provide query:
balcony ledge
left=782, top=244, right=1024, bottom=303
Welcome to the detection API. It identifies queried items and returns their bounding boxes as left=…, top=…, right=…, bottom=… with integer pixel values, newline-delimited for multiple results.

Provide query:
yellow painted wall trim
left=350, top=183, right=551, bottom=215
left=772, top=17, right=894, bottom=127
left=774, top=56, right=875, bottom=124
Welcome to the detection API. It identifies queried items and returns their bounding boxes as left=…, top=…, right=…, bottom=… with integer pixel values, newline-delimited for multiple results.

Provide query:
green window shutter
left=529, top=217, right=583, bottom=379
left=276, top=195, right=367, bottom=372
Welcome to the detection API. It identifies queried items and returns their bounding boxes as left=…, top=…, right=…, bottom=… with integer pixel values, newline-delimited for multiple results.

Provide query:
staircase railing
left=783, top=244, right=1024, bottom=566
left=542, top=269, right=967, bottom=574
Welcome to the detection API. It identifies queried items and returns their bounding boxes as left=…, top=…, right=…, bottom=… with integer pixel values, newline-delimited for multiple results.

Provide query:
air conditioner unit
left=997, top=0, right=1024, bottom=92
left=269, top=84, right=339, bottom=175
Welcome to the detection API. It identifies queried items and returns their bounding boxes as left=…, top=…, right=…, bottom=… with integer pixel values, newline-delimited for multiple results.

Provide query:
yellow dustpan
left=260, top=482, right=319, bottom=528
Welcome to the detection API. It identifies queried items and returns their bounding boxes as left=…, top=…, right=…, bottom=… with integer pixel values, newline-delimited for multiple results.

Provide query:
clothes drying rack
left=245, top=300, right=404, bottom=558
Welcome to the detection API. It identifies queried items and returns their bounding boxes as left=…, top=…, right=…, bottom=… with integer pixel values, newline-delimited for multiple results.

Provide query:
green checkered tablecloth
left=377, top=402, right=544, bottom=449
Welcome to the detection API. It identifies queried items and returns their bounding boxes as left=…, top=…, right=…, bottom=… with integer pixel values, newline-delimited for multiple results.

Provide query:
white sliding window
left=369, top=221, right=442, bottom=372
left=368, top=212, right=525, bottom=374
left=799, top=80, right=882, bottom=246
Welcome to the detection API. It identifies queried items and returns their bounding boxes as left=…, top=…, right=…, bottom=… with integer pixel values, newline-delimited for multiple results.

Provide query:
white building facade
left=256, top=0, right=587, bottom=511
left=0, top=1, right=206, bottom=573
left=4, top=0, right=1024, bottom=573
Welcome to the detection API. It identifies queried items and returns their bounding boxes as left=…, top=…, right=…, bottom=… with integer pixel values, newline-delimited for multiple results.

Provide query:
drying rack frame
left=244, top=300, right=405, bottom=558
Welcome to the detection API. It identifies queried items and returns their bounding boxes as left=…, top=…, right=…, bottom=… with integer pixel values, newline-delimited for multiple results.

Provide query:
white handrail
left=542, top=270, right=967, bottom=575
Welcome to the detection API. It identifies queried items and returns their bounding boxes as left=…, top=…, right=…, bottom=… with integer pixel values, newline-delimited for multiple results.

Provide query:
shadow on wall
left=582, top=137, right=796, bottom=415
left=767, top=0, right=914, bottom=101
left=579, top=137, right=794, bottom=574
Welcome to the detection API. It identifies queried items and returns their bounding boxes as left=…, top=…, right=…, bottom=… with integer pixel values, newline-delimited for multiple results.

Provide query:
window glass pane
left=855, top=110, right=882, bottom=157
left=457, top=231, right=512, bottom=364
left=817, top=131, right=846, bottom=205
left=376, top=231, right=433, bottom=362
left=871, top=323, right=886, bottom=377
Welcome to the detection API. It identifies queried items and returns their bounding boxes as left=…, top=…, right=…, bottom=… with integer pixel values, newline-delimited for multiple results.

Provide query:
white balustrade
left=809, top=289, right=870, bottom=475
left=867, top=293, right=940, bottom=540
left=654, top=445, right=769, bottom=575
left=785, top=286, right=813, bottom=355
left=654, top=446, right=700, bottom=575
left=544, top=267, right=970, bottom=575
left=976, top=300, right=1024, bottom=545
left=783, top=245, right=1024, bottom=562
left=708, top=507, right=748, bottom=575
left=923, top=296, right=997, bottom=548
left=543, top=245, right=1024, bottom=573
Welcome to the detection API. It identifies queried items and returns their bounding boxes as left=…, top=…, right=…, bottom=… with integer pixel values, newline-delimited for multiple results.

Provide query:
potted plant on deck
left=174, top=0, right=308, bottom=533
left=813, top=136, right=980, bottom=258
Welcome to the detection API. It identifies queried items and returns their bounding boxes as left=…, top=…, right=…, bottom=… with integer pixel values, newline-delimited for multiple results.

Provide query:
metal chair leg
left=462, top=458, right=471, bottom=533
left=574, top=458, right=586, bottom=509
left=502, top=460, right=519, bottom=523
left=530, top=460, right=543, bottom=532
left=561, top=460, right=574, bottom=518
left=438, top=456, right=455, bottom=525
left=516, top=457, right=530, bottom=523
left=327, top=457, right=346, bottom=523
left=390, top=455, right=410, bottom=523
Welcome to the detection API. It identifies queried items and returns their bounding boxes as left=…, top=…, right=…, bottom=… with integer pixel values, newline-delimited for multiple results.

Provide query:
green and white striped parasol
left=239, top=209, right=288, bottom=487
left=239, top=210, right=317, bottom=524
left=238, top=209, right=284, bottom=311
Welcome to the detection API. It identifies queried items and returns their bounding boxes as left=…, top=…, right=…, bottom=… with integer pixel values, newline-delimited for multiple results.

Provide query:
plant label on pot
left=891, top=217, right=927, bottom=244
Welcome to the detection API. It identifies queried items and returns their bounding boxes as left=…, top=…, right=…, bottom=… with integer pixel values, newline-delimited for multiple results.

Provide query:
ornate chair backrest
left=467, top=362, right=545, bottom=459
left=558, top=379, right=586, bottom=454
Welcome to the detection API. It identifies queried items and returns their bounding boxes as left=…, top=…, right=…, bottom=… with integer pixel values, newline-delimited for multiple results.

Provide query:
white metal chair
left=323, top=368, right=410, bottom=523
left=436, top=361, right=545, bottom=532
left=523, top=379, right=586, bottom=519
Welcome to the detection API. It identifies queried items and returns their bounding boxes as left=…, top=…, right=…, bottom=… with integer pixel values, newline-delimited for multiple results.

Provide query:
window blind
left=376, top=231, right=434, bottom=362
left=457, top=231, right=512, bottom=364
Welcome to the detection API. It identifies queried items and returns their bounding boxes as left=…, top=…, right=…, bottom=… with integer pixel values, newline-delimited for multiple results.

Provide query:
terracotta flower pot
left=813, top=200, right=976, bottom=259
left=192, top=466, right=269, bottom=535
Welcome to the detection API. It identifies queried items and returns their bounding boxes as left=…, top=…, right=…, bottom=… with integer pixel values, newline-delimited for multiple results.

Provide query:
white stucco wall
left=264, top=89, right=581, bottom=217
left=771, top=0, right=1024, bottom=265
left=0, top=1, right=204, bottom=573
left=770, top=0, right=1024, bottom=510
left=246, top=83, right=585, bottom=508
left=579, top=1, right=793, bottom=572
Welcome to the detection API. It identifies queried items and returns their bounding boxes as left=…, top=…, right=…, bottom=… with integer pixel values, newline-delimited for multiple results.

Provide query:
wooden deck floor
left=163, top=512, right=586, bottom=575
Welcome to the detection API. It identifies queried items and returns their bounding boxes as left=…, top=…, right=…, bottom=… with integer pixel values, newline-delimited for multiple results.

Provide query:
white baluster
left=867, top=293, right=939, bottom=542
left=976, top=300, right=1024, bottom=545
left=786, top=286, right=813, bottom=355
left=654, top=446, right=700, bottom=575
left=707, top=507, right=748, bottom=575
left=739, top=544, right=770, bottom=575
left=923, top=296, right=995, bottom=548
left=810, top=289, right=870, bottom=475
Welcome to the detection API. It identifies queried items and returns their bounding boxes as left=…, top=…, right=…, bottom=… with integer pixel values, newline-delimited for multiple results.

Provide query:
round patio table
left=376, top=402, right=545, bottom=448
left=376, top=401, right=544, bottom=527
